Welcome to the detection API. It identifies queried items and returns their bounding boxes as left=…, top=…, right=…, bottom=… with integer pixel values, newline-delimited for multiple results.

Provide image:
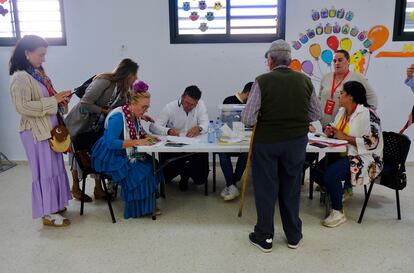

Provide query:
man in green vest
left=242, top=39, right=322, bottom=253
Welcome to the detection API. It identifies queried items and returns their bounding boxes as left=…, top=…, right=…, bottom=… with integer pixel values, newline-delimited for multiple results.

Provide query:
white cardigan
left=332, top=105, right=383, bottom=185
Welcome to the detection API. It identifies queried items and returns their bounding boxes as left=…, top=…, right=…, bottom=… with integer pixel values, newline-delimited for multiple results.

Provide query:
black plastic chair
left=358, top=131, right=411, bottom=223
left=72, top=132, right=116, bottom=223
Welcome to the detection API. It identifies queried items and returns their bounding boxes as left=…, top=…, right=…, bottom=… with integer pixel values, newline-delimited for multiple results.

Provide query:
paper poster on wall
left=376, top=44, right=414, bottom=58
left=178, top=0, right=225, bottom=35
left=0, top=3, right=8, bottom=16
left=291, top=7, right=390, bottom=80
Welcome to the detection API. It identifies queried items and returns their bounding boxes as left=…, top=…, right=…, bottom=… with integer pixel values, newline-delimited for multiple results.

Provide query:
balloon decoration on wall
left=367, top=25, right=389, bottom=53
left=291, top=7, right=391, bottom=79
left=321, top=50, right=333, bottom=67
left=340, top=37, right=352, bottom=51
left=327, top=36, right=339, bottom=51
left=289, top=59, right=302, bottom=72
left=301, top=60, right=314, bottom=75
left=309, top=43, right=321, bottom=59
left=309, top=43, right=323, bottom=74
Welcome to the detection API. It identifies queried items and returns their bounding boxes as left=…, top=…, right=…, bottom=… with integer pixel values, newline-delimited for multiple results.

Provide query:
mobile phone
left=165, top=142, right=186, bottom=147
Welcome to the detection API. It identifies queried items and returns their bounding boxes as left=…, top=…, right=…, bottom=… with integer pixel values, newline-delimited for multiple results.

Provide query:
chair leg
left=204, top=160, right=209, bottom=196
left=101, top=178, right=116, bottom=223
left=80, top=175, right=87, bottom=215
left=151, top=190, right=157, bottom=220
left=152, top=152, right=165, bottom=199
left=309, top=175, right=314, bottom=200
left=308, top=153, right=319, bottom=200
left=358, top=182, right=375, bottom=224
left=114, top=184, right=118, bottom=199
left=396, top=189, right=402, bottom=220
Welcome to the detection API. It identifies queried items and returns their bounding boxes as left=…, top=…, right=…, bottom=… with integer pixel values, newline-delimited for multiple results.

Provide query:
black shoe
left=249, top=232, right=272, bottom=253
left=287, top=234, right=303, bottom=249
left=179, top=178, right=189, bottom=192
left=193, top=179, right=206, bottom=185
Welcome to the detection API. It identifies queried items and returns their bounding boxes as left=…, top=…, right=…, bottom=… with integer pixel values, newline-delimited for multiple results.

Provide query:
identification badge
left=324, top=99, right=336, bottom=115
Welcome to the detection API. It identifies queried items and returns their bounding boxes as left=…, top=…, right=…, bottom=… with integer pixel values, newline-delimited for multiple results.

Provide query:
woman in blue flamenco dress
left=91, top=81, right=162, bottom=218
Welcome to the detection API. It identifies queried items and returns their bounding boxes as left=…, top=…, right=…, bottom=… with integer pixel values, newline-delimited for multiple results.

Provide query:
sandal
left=72, top=188, right=93, bottom=203
left=94, top=188, right=114, bottom=201
left=42, top=214, right=71, bottom=227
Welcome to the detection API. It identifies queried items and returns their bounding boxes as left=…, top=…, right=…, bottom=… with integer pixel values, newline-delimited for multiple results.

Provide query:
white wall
left=1, top=0, right=413, bottom=161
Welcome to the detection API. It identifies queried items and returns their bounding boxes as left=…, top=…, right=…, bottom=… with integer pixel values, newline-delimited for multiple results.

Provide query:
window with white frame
left=393, top=0, right=414, bottom=41
left=0, top=0, right=66, bottom=46
left=169, top=0, right=286, bottom=43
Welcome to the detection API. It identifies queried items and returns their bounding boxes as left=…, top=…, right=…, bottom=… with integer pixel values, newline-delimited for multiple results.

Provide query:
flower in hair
left=132, top=80, right=149, bottom=93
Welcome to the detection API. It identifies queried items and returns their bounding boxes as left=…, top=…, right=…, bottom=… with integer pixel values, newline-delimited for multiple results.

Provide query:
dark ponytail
left=342, top=81, right=370, bottom=107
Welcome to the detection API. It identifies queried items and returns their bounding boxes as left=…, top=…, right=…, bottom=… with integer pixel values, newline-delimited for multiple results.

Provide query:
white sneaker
left=323, top=209, right=347, bottom=228
left=224, top=185, right=240, bottom=201
left=220, top=187, right=229, bottom=198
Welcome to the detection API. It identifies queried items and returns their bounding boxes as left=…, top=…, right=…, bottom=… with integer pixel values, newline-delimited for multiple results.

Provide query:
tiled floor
left=1, top=164, right=413, bottom=273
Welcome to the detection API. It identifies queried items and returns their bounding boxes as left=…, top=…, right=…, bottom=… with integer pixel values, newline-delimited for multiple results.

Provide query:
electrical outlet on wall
left=120, top=44, right=127, bottom=57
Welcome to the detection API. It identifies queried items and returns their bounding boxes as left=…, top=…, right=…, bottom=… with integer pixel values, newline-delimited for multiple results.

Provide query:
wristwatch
left=197, top=126, right=202, bottom=132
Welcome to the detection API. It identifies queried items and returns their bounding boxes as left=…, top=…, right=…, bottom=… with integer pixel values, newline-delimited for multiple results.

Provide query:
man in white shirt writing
left=150, top=85, right=209, bottom=191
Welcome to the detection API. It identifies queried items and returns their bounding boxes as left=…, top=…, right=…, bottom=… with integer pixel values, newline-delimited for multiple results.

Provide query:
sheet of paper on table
left=218, top=137, right=244, bottom=143
left=308, top=133, right=348, bottom=146
left=166, top=136, right=201, bottom=145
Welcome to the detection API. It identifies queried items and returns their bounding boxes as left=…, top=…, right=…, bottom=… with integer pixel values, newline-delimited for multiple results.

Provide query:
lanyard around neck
left=338, top=104, right=357, bottom=131
left=331, top=70, right=350, bottom=99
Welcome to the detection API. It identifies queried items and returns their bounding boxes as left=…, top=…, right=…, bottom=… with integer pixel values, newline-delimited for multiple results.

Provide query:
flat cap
left=265, top=39, right=291, bottom=58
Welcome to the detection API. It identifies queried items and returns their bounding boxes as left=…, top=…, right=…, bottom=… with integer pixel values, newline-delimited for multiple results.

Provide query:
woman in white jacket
left=318, top=81, right=383, bottom=228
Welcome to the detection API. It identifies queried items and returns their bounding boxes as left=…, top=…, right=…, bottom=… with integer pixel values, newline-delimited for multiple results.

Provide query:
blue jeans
left=218, top=153, right=248, bottom=187
left=313, top=157, right=350, bottom=210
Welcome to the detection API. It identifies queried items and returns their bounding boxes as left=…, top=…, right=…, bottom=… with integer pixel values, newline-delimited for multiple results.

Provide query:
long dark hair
left=95, top=58, right=139, bottom=95
left=342, top=81, right=370, bottom=107
left=9, top=35, right=48, bottom=75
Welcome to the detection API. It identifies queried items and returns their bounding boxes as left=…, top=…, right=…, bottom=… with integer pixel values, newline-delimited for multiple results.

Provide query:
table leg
left=213, top=152, right=216, bottom=193
left=151, top=153, right=157, bottom=220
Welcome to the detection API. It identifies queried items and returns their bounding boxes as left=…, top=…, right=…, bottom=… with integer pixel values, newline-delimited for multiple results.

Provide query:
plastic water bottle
left=208, top=120, right=216, bottom=143
left=215, top=117, right=223, bottom=140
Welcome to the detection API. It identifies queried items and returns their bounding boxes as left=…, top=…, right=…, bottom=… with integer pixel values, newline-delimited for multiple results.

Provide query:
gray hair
left=268, top=50, right=291, bottom=66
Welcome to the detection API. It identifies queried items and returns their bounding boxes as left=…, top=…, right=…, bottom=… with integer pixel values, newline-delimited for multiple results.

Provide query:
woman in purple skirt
left=9, top=35, right=73, bottom=227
